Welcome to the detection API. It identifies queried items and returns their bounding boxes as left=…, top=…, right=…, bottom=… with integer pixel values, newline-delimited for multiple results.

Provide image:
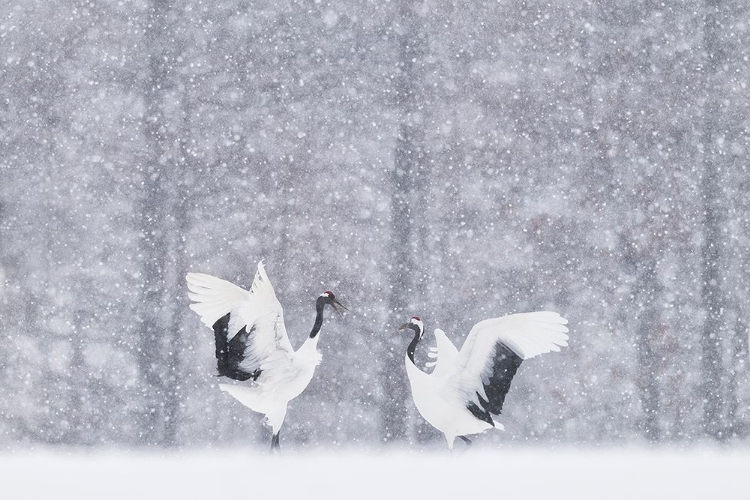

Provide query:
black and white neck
left=309, top=297, right=327, bottom=339
left=404, top=318, right=424, bottom=364
left=310, top=291, right=338, bottom=339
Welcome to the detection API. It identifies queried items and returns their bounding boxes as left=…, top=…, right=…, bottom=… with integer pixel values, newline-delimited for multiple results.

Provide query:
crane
left=398, top=312, right=568, bottom=450
left=186, top=261, right=346, bottom=450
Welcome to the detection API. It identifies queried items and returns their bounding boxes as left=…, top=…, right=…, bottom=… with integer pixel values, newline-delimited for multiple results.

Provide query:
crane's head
left=318, top=291, right=347, bottom=318
left=398, top=316, right=424, bottom=338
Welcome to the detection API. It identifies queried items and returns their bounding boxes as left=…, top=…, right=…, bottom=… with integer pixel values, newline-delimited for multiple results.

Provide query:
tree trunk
left=137, top=0, right=172, bottom=445
left=65, top=310, right=88, bottom=445
left=700, top=0, right=725, bottom=440
left=635, top=260, right=661, bottom=442
left=382, top=0, right=427, bottom=444
left=727, top=313, right=749, bottom=438
left=622, top=235, right=662, bottom=442
left=162, top=133, right=192, bottom=447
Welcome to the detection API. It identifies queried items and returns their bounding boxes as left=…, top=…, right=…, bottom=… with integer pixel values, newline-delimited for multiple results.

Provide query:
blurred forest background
left=1, top=0, right=749, bottom=449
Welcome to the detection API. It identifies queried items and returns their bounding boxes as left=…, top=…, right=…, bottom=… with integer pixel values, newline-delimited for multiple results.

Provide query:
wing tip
left=541, top=310, right=568, bottom=324
left=497, top=311, right=572, bottom=359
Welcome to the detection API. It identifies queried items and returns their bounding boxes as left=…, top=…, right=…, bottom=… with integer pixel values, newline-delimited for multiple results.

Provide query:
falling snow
left=1, top=0, right=749, bottom=471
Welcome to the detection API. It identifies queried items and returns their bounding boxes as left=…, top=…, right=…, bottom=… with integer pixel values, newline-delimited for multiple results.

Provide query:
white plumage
left=425, top=328, right=459, bottom=375
left=399, top=311, right=569, bottom=450
left=186, top=261, right=345, bottom=450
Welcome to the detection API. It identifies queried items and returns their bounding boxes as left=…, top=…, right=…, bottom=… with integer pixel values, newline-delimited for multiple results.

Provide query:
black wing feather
left=466, top=342, right=523, bottom=421
left=212, top=313, right=261, bottom=382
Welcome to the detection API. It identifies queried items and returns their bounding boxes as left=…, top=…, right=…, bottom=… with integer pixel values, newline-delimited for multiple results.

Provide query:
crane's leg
left=445, top=433, right=456, bottom=451
left=267, top=404, right=287, bottom=453
left=458, top=435, right=473, bottom=450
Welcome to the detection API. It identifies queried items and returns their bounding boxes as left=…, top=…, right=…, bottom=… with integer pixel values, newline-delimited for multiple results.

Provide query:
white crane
left=398, top=312, right=568, bottom=450
left=186, top=261, right=346, bottom=450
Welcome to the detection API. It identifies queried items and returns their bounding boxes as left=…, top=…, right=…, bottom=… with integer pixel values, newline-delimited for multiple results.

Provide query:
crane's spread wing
left=446, top=311, right=568, bottom=424
left=425, top=328, right=459, bottom=376
left=186, top=261, right=294, bottom=382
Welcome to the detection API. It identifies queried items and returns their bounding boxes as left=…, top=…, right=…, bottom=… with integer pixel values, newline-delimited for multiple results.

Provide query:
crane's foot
left=270, top=432, right=280, bottom=453
left=458, top=435, right=473, bottom=452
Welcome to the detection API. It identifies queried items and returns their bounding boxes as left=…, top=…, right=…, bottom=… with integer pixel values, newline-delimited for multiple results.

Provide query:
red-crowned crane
left=186, top=261, right=346, bottom=451
left=398, top=312, right=568, bottom=450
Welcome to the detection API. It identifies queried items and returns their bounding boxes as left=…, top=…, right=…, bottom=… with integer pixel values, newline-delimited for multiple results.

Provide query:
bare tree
left=727, top=311, right=749, bottom=437
left=137, top=0, right=181, bottom=445
left=381, top=0, right=429, bottom=444
left=700, top=0, right=726, bottom=440
left=622, top=237, right=662, bottom=441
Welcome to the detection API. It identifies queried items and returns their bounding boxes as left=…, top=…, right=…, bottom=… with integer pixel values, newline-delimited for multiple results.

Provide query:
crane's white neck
left=298, top=334, right=322, bottom=366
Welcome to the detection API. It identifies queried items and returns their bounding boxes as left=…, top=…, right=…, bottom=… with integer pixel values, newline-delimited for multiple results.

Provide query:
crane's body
left=405, top=359, right=499, bottom=441
left=186, top=261, right=344, bottom=450
left=400, top=312, right=568, bottom=449
left=217, top=334, right=322, bottom=438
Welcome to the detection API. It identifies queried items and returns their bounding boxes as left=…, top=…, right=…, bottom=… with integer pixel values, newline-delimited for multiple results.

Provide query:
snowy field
left=1, top=446, right=747, bottom=500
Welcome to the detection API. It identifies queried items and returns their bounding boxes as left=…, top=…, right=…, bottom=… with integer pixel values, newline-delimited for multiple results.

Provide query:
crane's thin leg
left=458, top=435, right=472, bottom=450
left=270, top=432, right=280, bottom=452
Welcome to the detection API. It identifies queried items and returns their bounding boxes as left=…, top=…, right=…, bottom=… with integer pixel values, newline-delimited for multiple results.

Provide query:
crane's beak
left=397, top=323, right=410, bottom=331
left=331, top=299, right=348, bottom=318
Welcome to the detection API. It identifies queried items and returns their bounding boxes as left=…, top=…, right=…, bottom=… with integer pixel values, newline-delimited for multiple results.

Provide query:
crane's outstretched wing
left=186, top=261, right=294, bottom=382
left=425, top=328, right=459, bottom=376
left=446, top=311, right=568, bottom=424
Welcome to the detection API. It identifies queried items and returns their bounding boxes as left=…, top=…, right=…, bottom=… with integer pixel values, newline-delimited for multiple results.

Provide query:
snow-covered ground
left=1, top=446, right=746, bottom=499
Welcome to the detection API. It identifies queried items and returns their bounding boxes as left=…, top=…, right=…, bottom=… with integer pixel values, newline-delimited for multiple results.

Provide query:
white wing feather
left=428, top=328, right=459, bottom=376
left=186, top=261, right=294, bottom=367
left=233, top=261, right=293, bottom=355
left=447, top=311, right=569, bottom=407
left=186, top=273, right=248, bottom=328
